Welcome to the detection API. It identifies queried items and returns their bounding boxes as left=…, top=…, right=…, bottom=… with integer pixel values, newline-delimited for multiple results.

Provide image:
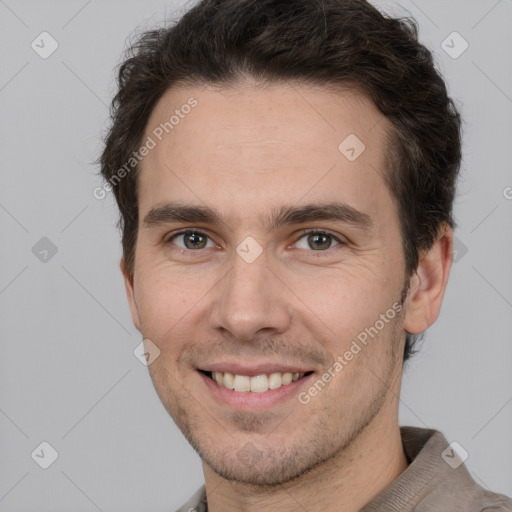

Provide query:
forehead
left=137, top=81, right=394, bottom=226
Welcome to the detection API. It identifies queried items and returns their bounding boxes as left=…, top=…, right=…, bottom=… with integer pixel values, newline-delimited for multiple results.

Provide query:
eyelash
left=165, top=228, right=345, bottom=255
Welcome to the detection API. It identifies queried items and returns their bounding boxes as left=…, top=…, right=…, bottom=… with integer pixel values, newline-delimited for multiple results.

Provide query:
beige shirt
left=176, top=426, right=512, bottom=511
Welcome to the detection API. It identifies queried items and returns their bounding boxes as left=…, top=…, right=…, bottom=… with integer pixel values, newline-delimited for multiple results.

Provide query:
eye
left=166, top=230, right=216, bottom=250
left=165, top=229, right=344, bottom=253
left=294, top=230, right=343, bottom=252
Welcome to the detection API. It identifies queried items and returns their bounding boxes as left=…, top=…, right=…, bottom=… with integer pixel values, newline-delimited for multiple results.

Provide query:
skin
left=121, top=80, right=453, bottom=512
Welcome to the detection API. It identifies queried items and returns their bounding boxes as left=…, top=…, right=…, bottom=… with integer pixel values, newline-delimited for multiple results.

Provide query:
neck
left=203, top=404, right=408, bottom=512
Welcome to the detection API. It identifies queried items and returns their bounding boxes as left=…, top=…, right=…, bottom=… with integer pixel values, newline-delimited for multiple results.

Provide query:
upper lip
left=198, top=362, right=314, bottom=376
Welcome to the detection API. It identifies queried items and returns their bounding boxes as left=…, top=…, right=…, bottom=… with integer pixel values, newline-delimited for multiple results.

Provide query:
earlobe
left=403, top=224, right=453, bottom=335
left=120, top=258, right=141, bottom=332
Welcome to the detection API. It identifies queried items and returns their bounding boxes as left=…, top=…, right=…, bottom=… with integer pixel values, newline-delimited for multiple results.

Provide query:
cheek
left=134, top=269, right=189, bottom=337
left=290, top=264, right=401, bottom=340
left=133, top=262, right=220, bottom=353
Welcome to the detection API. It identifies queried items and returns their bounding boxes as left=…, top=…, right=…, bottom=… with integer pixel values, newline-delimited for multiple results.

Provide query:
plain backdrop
left=0, top=0, right=511, bottom=510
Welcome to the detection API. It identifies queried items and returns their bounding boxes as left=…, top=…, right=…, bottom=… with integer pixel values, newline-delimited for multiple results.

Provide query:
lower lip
left=198, top=371, right=315, bottom=411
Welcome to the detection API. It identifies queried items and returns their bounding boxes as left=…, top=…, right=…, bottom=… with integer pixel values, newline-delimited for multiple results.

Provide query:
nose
left=208, top=246, right=291, bottom=343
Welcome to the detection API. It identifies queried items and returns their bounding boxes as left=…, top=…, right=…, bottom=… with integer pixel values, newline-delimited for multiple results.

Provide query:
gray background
left=0, top=0, right=511, bottom=510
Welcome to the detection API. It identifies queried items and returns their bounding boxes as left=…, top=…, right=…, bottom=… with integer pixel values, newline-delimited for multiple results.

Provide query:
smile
left=200, top=370, right=313, bottom=392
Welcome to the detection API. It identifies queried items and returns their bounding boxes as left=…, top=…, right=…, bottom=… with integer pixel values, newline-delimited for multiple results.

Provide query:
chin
left=185, top=425, right=343, bottom=487
left=202, top=448, right=321, bottom=486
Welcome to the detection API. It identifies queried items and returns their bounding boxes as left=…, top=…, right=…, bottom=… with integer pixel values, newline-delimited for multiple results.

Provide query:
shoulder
left=174, top=485, right=207, bottom=512
left=396, top=427, right=512, bottom=512
left=469, top=489, right=512, bottom=512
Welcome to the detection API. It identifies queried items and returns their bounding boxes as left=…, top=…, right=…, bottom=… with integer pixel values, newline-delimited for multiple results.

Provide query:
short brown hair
left=99, top=0, right=462, bottom=362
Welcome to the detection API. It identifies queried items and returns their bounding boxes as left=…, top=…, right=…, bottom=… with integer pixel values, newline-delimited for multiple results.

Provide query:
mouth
left=199, top=369, right=314, bottom=393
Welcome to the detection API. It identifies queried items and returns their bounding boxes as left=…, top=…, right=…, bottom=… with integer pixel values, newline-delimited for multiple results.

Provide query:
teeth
left=222, top=371, right=234, bottom=390
left=213, top=371, right=224, bottom=386
left=250, top=374, right=268, bottom=393
left=268, top=372, right=282, bottom=390
left=233, top=374, right=251, bottom=392
left=281, top=372, right=293, bottom=385
left=210, top=371, right=306, bottom=392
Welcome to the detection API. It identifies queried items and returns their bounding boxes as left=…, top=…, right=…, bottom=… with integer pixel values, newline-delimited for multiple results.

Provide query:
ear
left=403, top=224, right=453, bottom=334
left=120, top=257, right=141, bottom=332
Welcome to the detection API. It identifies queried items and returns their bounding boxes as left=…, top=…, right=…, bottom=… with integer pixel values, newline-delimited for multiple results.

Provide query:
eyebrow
left=142, top=201, right=373, bottom=232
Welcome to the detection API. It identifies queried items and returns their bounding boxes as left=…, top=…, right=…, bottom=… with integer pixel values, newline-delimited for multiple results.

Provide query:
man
left=99, top=0, right=512, bottom=510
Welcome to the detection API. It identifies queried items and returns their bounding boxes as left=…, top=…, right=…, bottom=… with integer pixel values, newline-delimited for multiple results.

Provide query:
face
left=123, top=81, right=414, bottom=485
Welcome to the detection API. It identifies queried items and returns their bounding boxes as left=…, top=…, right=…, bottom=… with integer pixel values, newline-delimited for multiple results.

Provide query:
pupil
left=186, top=232, right=205, bottom=249
left=309, top=233, right=330, bottom=250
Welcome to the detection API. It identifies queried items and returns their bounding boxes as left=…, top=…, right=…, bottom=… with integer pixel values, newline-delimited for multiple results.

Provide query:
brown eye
left=168, top=231, right=213, bottom=250
left=295, top=231, right=342, bottom=252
